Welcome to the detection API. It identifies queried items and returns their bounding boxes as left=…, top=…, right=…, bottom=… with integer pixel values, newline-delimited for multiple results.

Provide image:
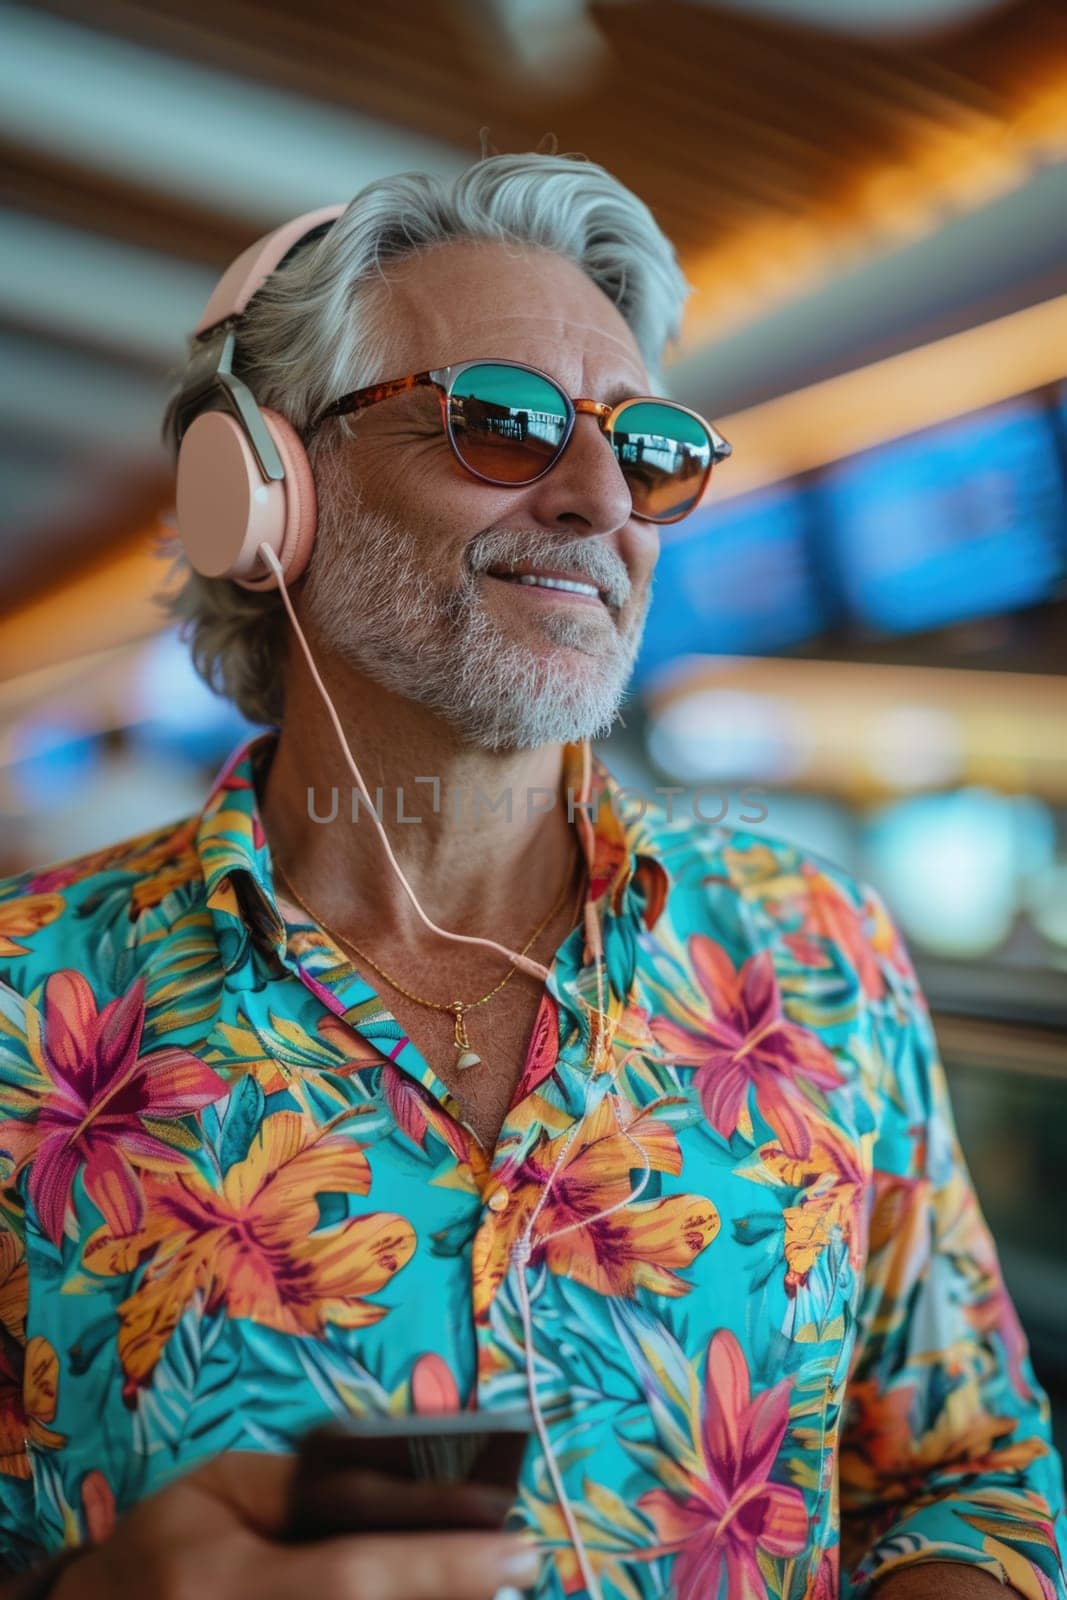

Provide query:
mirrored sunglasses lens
left=448, top=364, right=570, bottom=483
left=612, top=402, right=712, bottom=520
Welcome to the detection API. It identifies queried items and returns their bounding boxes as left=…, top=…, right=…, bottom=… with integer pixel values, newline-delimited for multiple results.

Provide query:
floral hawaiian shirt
left=0, top=730, right=1064, bottom=1599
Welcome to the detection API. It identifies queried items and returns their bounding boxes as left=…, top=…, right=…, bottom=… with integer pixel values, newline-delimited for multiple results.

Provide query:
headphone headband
left=194, top=204, right=346, bottom=336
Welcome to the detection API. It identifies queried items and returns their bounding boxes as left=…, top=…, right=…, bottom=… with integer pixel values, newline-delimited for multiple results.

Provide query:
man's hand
left=49, top=1450, right=542, bottom=1600
left=871, top=1560, right=1025, bottom=1599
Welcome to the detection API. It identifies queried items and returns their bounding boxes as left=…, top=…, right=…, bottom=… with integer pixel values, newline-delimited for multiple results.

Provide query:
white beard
left=301, top=454, right=649, bottom=752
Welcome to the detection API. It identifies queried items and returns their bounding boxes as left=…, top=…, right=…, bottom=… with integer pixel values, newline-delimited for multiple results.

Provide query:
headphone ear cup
left=175, top=408, right=316, bottom=591
left=236, top=409, right=317, bottom=591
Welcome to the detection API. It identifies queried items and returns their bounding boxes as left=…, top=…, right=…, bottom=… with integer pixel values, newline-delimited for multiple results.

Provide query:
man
left=0, top=150, right=1063, bottom=1600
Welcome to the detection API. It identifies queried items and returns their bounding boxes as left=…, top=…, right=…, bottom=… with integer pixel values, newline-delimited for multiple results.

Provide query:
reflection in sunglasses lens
left=449, top=364, right=569, bottom=483
left=448, top=365, right=713, bottom=521
left=612, top=401, right=712, bottom=521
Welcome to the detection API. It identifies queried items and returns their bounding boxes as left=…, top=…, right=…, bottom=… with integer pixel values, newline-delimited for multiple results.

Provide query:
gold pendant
left=451, top=1002, right=481, bottom=1070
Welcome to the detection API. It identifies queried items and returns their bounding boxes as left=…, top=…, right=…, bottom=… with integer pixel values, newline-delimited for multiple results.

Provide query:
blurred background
left=0, top=0, right=1065, bottom=1441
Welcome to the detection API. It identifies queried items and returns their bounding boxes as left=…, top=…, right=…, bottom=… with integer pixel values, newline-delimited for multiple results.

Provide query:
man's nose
left=523, top=411, right=634, bottom=536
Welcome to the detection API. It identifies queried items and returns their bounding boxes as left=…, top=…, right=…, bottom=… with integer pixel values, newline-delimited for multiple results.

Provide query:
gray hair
left=161, top=149, right=693, bottom=728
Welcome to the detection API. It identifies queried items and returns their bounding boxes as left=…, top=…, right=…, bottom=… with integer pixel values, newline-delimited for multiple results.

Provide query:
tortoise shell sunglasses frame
left=305, top=358, right=732, bottom=525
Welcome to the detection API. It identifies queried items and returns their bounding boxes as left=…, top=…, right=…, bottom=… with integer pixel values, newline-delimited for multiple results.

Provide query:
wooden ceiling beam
left=27, top=0, right=1066, bottom=273
left=0, top=140, right=254, bottom=266
left=0, top=307, right=178, bottom=378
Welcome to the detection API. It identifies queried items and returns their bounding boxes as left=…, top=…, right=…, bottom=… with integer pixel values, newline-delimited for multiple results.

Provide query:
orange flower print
left=841, top=1371, right=1049, bottom=1515
left=585, top=790, right=629, bottom=906
left=472, top=1096, right=719, bottom=1315
left=756, top=1120, right=868, bottom=1293
left=83, top=1111, right=416, bottom=1396
left=0, top=1231, right=26, bottom=1344
left=0, top=1333, right=66, bottom=1478
left=651, top=939, right=843, bottom=1156
left=638, top=1329, right=807, bottom=1600
left=27, top=816, right=200, bottom=919
left=778, top=867, right=915, bottom=1006
left=0, top=971, right=227, bottom=1246
left=630, top=854, right=668, bottom=931
left=775, top=862, right=888, bottom=1000
left=0, top=892, right=65, bottom=958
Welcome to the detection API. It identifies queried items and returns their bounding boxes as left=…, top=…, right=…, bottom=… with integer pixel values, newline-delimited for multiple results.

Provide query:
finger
left=184, top=1450, right=299, bottom=1537
left=287, top=1464, right=516, bottom=1538
left=263, top=1528, right=544, bottom=1600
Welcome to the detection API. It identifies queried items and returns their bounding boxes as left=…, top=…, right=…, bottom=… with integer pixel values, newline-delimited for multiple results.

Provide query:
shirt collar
left=196, top=732, right=670, bottom=971
left=196, top=731, right=287, bottom=970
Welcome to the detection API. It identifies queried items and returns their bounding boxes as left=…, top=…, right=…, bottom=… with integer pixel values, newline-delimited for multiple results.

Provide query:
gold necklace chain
left=273, top=850, right=587, bottom=1070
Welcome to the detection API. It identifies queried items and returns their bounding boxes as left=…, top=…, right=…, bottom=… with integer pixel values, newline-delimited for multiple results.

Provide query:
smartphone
left=287, top=1405, right=536, bottom=1542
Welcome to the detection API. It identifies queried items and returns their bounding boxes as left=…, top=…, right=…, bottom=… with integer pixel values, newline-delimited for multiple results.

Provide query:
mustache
left=465, top=528, right=632, bottom=609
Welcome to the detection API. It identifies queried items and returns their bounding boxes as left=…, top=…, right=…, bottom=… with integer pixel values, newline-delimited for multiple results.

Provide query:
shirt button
left=487, top=1187, right=510, bottom=1213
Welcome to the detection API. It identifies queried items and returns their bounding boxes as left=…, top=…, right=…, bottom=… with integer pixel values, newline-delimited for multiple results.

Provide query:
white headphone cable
left=259, top=541, right=552, bottom=981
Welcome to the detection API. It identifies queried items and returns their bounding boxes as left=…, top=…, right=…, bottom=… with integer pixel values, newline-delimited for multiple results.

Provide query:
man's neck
left=257, top=651, right=583, bottom=957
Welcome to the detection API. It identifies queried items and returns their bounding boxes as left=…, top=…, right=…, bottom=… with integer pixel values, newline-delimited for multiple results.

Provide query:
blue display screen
left=634, top=484, right=829, bottom=681
left=819, top=398, right=1067, bottom=635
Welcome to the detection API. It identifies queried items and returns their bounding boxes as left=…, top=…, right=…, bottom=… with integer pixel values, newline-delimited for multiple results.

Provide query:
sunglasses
left=306, top=359, right=731, bottom=524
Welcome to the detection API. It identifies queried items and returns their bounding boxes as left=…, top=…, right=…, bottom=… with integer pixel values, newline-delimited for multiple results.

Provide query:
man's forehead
left=375, top=244, right=649, bottom=378
left=467, top=312, right=639, bottom=350
left=411, top=311, right=649, bottom=384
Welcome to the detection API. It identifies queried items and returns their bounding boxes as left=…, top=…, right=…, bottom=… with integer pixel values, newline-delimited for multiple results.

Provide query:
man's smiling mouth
left=485, top=562, right=608, bottom=604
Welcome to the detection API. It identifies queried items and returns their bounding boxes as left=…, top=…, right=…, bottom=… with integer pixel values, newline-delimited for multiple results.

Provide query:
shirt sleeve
left=839, top=883, right=1067, bottom=1600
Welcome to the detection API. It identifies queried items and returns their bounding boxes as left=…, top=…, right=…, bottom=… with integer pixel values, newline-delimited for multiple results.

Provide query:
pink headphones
left=172, top=206, right=346, bottom=592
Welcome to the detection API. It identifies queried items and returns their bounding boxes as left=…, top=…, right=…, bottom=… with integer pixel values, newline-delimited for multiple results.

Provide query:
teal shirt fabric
left=0, top=730, right=1064, bottom=1598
